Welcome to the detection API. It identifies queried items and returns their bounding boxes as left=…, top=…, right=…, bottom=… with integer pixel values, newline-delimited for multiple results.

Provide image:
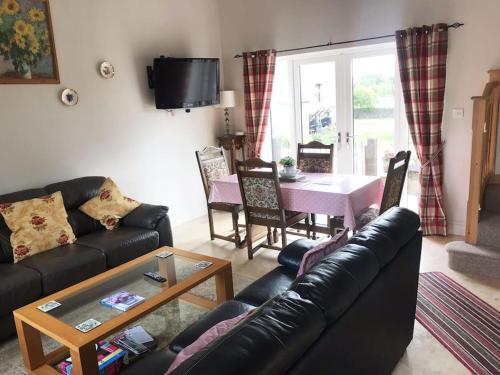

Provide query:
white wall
left=0, top=0, right=223, bottom=226
left=217, top=0, right=500, bottom=235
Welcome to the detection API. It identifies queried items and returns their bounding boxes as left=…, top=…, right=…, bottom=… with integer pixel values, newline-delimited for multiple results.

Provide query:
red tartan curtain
left=396, top=24, right=448, bottom=236
left=243, top=50, right=276, bottom=158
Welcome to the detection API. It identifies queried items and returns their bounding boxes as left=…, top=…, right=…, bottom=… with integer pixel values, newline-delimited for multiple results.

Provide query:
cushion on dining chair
left=355, top=207, right=380, bottom=230
left=298, top=158, right=331, bottom=173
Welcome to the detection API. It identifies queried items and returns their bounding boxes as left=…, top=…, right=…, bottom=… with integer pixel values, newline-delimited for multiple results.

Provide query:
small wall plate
left=100, top=61, right=115, bottom=79
left=61, top=88, right=78, bottom=106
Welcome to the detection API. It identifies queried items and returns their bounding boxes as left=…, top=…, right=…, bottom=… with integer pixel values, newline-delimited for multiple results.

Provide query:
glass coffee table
left=13, top=246, right=233, bottom=375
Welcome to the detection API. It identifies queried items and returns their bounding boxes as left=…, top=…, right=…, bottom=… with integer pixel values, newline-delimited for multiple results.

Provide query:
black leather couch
left=0, top=176, right=173, bottom=340
left=124, top=207, right=422, bottom=375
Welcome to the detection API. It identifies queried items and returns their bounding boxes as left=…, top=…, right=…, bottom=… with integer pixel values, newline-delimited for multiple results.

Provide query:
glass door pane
left=299, top=61, right=337, bottom=146
left=269, top=59, right=294, bottom=162
left=351, top=54, right=398, bottom=177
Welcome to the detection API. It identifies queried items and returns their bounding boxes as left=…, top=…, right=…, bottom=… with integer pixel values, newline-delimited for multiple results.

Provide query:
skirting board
left=447, top=220, right=465, bottom=236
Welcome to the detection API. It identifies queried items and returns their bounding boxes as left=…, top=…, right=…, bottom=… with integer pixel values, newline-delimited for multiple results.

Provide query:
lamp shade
left=217, top=90, right=236, bottom=108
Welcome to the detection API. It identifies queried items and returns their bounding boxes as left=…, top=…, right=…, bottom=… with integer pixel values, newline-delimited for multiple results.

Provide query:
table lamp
left=217, top=90, right=236, bottom=135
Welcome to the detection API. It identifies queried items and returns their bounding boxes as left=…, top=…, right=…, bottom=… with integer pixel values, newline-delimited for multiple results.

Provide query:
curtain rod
left=233, top=22, right=464, bottom=58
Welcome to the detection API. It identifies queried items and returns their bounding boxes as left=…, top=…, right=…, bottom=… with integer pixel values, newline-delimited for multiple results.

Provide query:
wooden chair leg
left=207, top=207, right=215, bottom=240
left=273, top=227, right=278, bottom=243
left=311, top=213, right=317, bottom=240
left=281, top=227, right=287, bottom=249
left=232, top=210, right=241, bottom=245
left=267, top=226, right=273, bottom=245
left=246, top=224, right=253, bottom=260
left=306, top=215, right=311, bottom=239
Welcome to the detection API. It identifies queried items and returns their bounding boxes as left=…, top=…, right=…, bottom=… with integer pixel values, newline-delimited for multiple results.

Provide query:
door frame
left=271, top=42, right=407, bottom=175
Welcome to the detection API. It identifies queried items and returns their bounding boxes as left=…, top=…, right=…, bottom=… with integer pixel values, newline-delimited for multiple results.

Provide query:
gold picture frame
left=0, top=0, right=59, bottom=84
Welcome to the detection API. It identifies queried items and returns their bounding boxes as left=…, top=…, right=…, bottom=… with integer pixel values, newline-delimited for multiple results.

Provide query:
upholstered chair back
left=297, top=141, right=334, bottom=173
left=196, top=147, right=230, bottom=199
left=236, top=158, right=285, bottom=226
left=380, top=150, right=411, bottom=214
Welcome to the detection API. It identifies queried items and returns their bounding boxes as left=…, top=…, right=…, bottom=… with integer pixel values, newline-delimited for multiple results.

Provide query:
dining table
left=209, top=172, right=384, bottom=231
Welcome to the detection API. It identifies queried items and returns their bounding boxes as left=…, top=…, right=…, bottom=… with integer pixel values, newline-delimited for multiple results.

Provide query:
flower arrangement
left=279, top=156, right=296, bottom=167
left=0, top=0, right=51, bottom=77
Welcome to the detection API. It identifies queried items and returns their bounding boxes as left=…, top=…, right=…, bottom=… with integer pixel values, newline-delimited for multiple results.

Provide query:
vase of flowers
left=0, top=1, right=51, bottom=78
left=20, top=61, right=30, bottom=78
left=279, top=156, right=297, bottom=177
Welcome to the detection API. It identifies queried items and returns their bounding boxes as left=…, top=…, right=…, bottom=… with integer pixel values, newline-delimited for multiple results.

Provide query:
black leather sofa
left=0, top=176, right=173, bottom=340
left=124, top=207, right=422, bottom=375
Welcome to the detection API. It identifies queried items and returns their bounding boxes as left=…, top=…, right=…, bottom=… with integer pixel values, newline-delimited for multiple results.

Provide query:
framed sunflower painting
left=0, top=0, right=59, bottom=83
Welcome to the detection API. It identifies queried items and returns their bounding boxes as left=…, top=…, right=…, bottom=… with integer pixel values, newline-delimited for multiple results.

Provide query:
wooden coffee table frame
left=13, top=246, right=234, bottom=375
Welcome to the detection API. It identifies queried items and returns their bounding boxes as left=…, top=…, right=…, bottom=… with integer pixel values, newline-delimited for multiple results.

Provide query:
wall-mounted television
left=148, top=57, right=220, bottom=110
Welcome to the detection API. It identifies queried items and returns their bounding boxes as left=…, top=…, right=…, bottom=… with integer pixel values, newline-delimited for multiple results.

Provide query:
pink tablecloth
left=209, top=173, right=384, bottom=231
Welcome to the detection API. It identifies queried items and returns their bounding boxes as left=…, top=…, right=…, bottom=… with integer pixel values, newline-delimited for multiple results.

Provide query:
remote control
left=144, top=272, right=166, bottom=283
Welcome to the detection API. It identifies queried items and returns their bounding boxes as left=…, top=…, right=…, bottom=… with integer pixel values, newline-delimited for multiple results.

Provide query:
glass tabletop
left=45, top=253, right=203, bottom=327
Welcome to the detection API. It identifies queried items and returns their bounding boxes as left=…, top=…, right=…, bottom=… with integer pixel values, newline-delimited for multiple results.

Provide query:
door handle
left=337, top=132, right=342, bottom=145
left=346, top=132, right=354, bottom=145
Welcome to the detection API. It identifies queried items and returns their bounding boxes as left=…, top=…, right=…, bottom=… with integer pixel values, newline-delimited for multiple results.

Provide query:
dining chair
left=196, top=146, right=244, bottom=247
left=297, top=141, right=334, bottom=173
left=331, top=150, right=412, bottom=232
left=297, top=141, right=334, bottom=238
left=236, top=158, right=309, bottom=259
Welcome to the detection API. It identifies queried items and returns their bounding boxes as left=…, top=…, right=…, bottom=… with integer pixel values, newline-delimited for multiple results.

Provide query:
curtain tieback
left=420, top=141, right=446, bottom=170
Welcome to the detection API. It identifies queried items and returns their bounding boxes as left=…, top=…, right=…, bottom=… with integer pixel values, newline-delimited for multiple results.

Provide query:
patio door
left=293, top=55, right=352, bottom=174
left=268, top=43, right=417, bottom=208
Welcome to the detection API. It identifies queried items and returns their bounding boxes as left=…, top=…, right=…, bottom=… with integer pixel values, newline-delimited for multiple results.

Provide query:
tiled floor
left=174, top=211, right=500, bottom=375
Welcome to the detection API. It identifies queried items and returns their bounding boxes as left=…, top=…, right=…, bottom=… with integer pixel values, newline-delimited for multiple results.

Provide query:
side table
left=217, top=134, right=246, bottom=175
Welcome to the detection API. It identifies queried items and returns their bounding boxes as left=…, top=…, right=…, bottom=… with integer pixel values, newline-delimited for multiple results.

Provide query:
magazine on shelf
left=111, top=325, right=157, bottom=362
left=100, top=291, right=145, bottom=312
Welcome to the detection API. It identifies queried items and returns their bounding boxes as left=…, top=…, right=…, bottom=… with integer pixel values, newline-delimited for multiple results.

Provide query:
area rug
left=416, top=272, right=500, bottom=375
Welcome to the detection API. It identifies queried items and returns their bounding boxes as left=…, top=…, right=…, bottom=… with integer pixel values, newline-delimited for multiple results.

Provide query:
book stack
left=100, top=291, right=145, bottom=312
left=57, top=341, right=127, bottom=375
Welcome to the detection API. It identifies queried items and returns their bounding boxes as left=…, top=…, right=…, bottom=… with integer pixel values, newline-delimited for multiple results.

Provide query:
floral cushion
left=250, top=210, right=302, bottom=221
left=0, top=192, right=76, bottom=263
left=298, top=157, right=331, bottom=173
left=297, top=228, right=348, bottom=276
left=202, top=157, right=228, bottom=192
left=79, top=178, right=140, bottom=230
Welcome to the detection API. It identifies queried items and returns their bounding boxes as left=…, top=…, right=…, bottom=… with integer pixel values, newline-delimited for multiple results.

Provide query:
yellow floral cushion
left=79, top=178, right=141, bottom=230
left=0, top=192, right=76, bottom=263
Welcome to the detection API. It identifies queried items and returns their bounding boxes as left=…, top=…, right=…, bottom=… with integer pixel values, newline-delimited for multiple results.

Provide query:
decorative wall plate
left=61, top=88, right=78, bottom=106
left=100, top=61, right=115, bottom=79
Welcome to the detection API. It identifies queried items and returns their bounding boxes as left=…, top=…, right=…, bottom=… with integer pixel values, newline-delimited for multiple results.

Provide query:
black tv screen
left=153, top=57, right=220, bottom=109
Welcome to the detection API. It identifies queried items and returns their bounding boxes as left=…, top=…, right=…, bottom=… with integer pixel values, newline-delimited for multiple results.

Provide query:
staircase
left=447, top=183, right=500, bottom=279
left=446, top=69, right=500, bottom=279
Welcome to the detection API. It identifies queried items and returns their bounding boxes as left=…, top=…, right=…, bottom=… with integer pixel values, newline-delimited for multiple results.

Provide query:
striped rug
left=416, top=272, right=500, bottom=375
